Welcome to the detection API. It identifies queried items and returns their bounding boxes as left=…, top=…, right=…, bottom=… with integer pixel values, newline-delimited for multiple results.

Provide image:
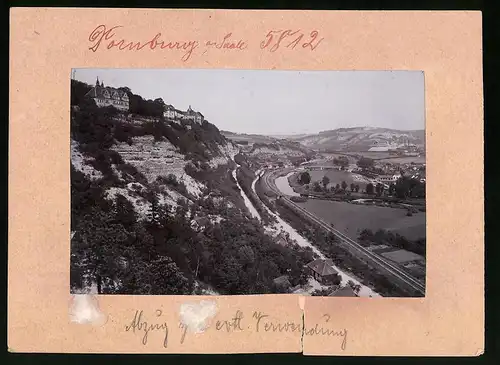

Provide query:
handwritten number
left=260, top=30, right=276, bottom=49
left=287, top=34, right=304, bottom=49
left=302, top=31, right=324, bottom=50
left=262, top=30, right=323, bottom=52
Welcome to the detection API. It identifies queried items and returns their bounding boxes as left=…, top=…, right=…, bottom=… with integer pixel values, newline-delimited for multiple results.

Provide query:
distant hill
left=221, top=130, right=315, bottom=158
left=289, top=127, right=424, bottom=151
left=223, top=127, right=424, bottom=152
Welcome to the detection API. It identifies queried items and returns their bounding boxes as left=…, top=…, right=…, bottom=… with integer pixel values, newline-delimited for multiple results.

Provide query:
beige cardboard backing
left=9, top=9, right=483, bottom=355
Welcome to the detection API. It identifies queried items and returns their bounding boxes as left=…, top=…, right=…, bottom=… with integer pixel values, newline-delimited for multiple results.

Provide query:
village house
left=85, top=77, right=129, bottom=111
left=306, top=258, right=340, bottom=285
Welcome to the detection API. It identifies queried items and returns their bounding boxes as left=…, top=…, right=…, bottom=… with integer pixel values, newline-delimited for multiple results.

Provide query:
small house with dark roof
left=85, top=77, right=129, bottom=111
left=307, top=258, right=340, bottom=285
left=329, top=285, right=358, bottom=297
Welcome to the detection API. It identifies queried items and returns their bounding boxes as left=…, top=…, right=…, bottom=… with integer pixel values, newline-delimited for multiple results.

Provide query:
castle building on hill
left=85, top=77, right=129, bottom=111
left=163, top=104, right=204, bottom=123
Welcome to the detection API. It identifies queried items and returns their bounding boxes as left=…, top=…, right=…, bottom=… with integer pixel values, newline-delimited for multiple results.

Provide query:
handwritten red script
left=88, top=25, right=323, bottom=62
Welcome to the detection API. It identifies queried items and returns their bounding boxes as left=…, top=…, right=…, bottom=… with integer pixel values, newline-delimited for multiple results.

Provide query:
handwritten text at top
left=87, top=25, right=324, bottom=62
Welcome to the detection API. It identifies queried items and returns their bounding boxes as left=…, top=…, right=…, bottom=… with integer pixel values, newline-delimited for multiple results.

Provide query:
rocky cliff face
left=71, top=110, right=243, bottom=221
left=111, top=135, right=205, bottom=197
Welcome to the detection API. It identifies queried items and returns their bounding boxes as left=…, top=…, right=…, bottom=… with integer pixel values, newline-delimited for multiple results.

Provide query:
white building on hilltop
left=163, top=104, right=204, bottom=123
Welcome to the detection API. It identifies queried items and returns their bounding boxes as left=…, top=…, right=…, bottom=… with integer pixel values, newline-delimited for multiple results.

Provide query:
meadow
left=295, top=199, right=426, bottom=241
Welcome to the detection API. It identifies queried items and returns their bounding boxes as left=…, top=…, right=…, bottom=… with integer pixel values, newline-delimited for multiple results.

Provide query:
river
left=274, top=171, right=300, bottom=197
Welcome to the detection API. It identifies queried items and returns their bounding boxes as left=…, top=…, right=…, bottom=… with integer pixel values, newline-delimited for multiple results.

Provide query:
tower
left=96, top=77, right=100, bottom=86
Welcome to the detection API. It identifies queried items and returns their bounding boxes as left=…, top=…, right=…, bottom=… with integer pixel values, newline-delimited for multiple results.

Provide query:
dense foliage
left=298, top=171, right=311, bottom=185
left=394, top=176, right=425, bottom=198
left=358, top=229, right=426, bottom=256
left=332, top=156, right=349, bottom=168
left=357, top=157, right=375, bottom=169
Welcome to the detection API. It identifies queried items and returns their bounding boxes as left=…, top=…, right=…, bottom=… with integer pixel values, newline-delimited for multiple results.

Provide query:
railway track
left=261, top=170, right=425, bottom=296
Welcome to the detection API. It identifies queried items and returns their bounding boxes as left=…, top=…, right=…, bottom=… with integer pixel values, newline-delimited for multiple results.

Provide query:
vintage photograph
left=70, top=69, right=426, bottom=297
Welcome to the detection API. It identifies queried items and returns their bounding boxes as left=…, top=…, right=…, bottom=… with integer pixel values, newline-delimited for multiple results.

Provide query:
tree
left=322, top=175, right=330, bottom=189
left=71, top=208, right=130, bottom=294
left=114, top=194, right=137, bottom=228
left=366, top=183, right=374, bottom=195
left=126, top=256, right=192, bottom=295
left=355, top=184, right=360, bottom=192
left=375, top=183, right=384, bottom=196
left=298, top=171, right=311, bottom=185
left=71, top=79, right=92, bottom=106
left=333, top=156, right=349, bottom=168
left=347, top=280, right=362, bottom=295
left=395, top=176, right=425, bottom=199
left=357, top=157, right=374, bottom=169
left=388, top=183, right=396, bottom=196
left=313, top=181, right=322, bottom=192
left=154, top=98, right=165, bottom=106
left=238, top=245, right=255, bottom=266
left=341, top=181, right=348, bottom=191
left=350, top=183, right=355, bottom=192
left=335, top=183, right=341, bottom=191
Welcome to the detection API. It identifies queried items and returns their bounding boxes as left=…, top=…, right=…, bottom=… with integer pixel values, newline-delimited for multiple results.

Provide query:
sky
left=74, top=69, right=424, bottom=135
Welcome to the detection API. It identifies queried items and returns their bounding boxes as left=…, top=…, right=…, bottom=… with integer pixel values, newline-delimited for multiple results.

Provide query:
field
left=295, top=199, right=426, bottom=241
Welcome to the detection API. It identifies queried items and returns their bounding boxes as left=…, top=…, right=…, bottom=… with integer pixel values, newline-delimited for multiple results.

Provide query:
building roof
left=329, top=285, right=358, bottom=297
left=381, top=249, right=425, bottom=264
left=368, top=146, right=390, bottom=152
left=307, top=258, right=338, bottom=277
left=85, top=84, right=129, bottom=101
left=276, top=236, right=288, bottom=247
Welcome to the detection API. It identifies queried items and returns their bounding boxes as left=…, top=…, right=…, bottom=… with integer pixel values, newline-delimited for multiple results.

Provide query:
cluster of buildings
left=366, top=162, right=426, bottom=186
left=84, top=77, right=205, bottom=123
left=368, top=139, right=423, bottom=156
